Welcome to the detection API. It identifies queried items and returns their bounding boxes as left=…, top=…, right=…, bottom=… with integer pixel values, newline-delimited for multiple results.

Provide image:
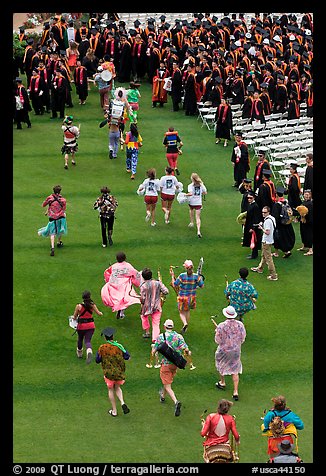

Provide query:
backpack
left=280, top=200, right=293, bottom=225
left=110, top=99, right=124, bottom=124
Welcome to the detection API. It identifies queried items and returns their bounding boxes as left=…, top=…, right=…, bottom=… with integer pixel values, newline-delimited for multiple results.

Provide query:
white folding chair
left=287, top=119, right=299, bottom=126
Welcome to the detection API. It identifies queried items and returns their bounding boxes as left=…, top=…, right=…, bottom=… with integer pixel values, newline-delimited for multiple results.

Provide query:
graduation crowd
left=13, top=13, right=313, bottom=462
left=13, top=12, right=313, bottom=123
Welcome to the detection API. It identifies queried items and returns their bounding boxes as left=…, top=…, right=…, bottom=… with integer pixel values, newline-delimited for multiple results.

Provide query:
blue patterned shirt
left=224, top=278, right=258, bottom=315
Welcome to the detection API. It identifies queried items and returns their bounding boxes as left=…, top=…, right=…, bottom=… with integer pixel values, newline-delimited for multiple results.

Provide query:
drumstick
left=211, top=316, right=218, bottom=328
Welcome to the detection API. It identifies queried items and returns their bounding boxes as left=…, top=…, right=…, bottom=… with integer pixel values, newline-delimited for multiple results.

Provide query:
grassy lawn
left=13, top=78, right=313, bottom=463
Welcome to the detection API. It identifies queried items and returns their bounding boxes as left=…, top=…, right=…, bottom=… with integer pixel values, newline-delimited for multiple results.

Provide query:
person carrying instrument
left=170, top=259, right=204, bottom=334
left=224, top=268, right=258, bottom=322
left=61, top=115, right=80, bottom=169
left=152, top=319, right=191, bottom=417
left=94, top=65, right=112, bottom=110
left=140, top=267, right=169, bottom=341
left=201, top=399, right=240, bottom=463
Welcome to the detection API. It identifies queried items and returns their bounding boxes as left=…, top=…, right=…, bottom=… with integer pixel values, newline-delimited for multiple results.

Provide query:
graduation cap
left=289, top=162, right=298, bottom=168
left=81, top=21, right=87, bottom=25
left=202, top=21, right=211, bottom=30
left=226, top=57, right=233, bottom=64
left=243, top=43, right=250, bottom=51
left=170, top=47, right=178, bottom=54
left=147, top=17, right=155, bottom=23
left=230, top=43, right=238, bottom=51
left=41, top=45, right=48, bottom=53
left=197, top=13, right=204, bottom=20
left=129, top=29, right=137, bottom=36
left=276, top=186, right=285, bottom=195
left=260, top=82, right=269, bottom=88
left=164, top=23, right=171, bottom=30
left=233, top=20, right=241, bottom=27
left=247, top=85, right=255, bottom=93
left=160, top=15, right=166, bottom=21
left=27, top=38, right=34, bottom=45
left=277, top=74, right=285, bottom=81
left=215, top=76, right=223, bottom=84
left=134, top=19, right=141, bottom=27
left=258, top=149, right=267, bottom=156
left=198, top=45, right=206, bottom=52
left=19, top=26, right=25, bottom=31
left=235, top=68, right=244, bottom=76
left=212, top=15, right=218, bottom=23
left=15, top=77, right=23, bottom=82
left=101, top=327, right=116, bottom=338
left=59, top=50, right=67, bottom=56
left=243, top=178, right=252, bottom=183
left=303, top=63, right=311, bottom=70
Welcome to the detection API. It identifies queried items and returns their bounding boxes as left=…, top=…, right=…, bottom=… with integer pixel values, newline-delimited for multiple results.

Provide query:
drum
left=203, top=443, right=234, bottom=463
left=101, top=69, right=112, bottom=82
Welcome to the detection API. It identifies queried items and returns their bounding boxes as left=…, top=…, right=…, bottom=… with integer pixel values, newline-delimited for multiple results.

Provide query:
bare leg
left=114, top=384, right=125, bottom=405
left=195, top=209, right=202, bottom=236
left=151, top=204, right=156, bottom=225
left=188, top=208, right=194, bottom=227
left=108, top=388, right=117, bottom=415
left=232, top=374, right=239, bottom=395
left=164, top=383, right=177, bottom=404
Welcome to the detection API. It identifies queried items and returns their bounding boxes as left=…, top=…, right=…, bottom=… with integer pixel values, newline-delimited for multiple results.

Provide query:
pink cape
left=101, top=262, right=141, bottom=312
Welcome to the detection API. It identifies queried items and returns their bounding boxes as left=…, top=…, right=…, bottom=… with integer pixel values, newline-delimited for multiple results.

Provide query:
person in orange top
left=201, top=399, right=240, bottom=463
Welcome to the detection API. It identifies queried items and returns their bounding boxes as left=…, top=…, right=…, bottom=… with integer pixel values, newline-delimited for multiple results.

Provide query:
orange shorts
left=104, top=376, right=125, bottom=388
left=160, top=363, right=178, bottom=385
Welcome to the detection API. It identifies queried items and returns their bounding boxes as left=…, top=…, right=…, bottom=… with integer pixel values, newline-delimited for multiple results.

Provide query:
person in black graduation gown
left=242, top=86, right=254, bottom=119
left=253, top=150, right=270, bottom=192
left=170, top=60, right=183, bottom=111
left=231, top=131, right=250, bottom=187
left=214, top=97, right=233, bottom=146
left=256, top=169, right=276, bottom=211
left=297, top=189, right=313, bottom=256
left=14, top=78, right=32, bottom=129
left=242, top=191, right=263, bottom=259
left=271, top=187, right=295, bottom=258
left=50, top=69, right=68, bottom=119
left=118, top=34, right=132, bottom=83
left=285, top=163, right=302, bottom=214
left=303, top=153, right=313, bottom=197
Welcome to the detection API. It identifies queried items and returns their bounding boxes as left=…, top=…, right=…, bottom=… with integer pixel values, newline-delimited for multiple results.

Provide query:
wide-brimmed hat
left=277, top=439, right=295, bottom=454
left=222, top=306, right=237, bottom=318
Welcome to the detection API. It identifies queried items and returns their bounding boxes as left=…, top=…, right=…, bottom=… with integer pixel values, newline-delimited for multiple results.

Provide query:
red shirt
left=201, top=413, right=239, bottom=446
left=42, top=193, right=66, bottom=220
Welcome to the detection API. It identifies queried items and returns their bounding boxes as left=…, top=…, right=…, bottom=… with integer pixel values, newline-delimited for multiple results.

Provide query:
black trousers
left=100, top=215, right=114, bottom=246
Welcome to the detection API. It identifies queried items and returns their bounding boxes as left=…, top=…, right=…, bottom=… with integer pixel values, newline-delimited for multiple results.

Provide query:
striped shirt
left=174, top=272, right=204, bottom=297
left=140, top=279, right=169, bottom=315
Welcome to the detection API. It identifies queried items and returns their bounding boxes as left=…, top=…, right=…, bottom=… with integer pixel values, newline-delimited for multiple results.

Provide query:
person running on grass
left=61, top=115, right=80, bottom=169
left=185, top=172, right=207, bottom=238
left=37, top=184, right=67, bottom=256
left=96, top=326, right=131, bottom=417
left=72, top=290, right=103, bottom=364
left=152, top=319, right=191, bottom=417
left=137, top=168, right=161, bottom=227
left=170, top=259, right=204, bottom=334
left=159, top=167, right=182, bottom=224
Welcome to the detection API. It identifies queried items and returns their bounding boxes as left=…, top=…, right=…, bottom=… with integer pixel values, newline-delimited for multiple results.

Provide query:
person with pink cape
left=101, top=251, right=141, bottom=319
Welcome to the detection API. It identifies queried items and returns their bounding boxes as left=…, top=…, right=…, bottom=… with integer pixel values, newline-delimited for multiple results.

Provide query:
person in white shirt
left=137, top=168, right=161, bottom=227
left=186, top=173, right=207, bottom=238
left=251, top=206, right=278, bottom=281
left=159, top=167, right=182, bottom=224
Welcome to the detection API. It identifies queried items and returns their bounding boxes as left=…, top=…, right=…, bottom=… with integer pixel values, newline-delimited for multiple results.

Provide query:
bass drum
left=203, top=443, right=235, bottom=463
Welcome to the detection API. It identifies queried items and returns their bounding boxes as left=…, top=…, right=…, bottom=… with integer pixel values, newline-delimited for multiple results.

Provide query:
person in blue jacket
left=263, top=395, right=304, bottom=432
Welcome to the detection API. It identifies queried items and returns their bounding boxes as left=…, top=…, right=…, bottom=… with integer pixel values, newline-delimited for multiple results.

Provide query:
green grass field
left=13, top=79, right=313, bottom=464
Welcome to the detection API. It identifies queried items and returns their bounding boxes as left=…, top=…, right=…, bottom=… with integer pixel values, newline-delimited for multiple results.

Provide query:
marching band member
left=101, top=251, right=141, bottom=319
left=96, top=326, right=131, bottom=417
left=201, top=399, right=240, bottom=463
left=170, top=259, right=204, bottom=334
left=152, top=319, right=191, bottom=417
left=139, top=268, right=169, bottom=341
left=61, top=115, right=80, bottom=169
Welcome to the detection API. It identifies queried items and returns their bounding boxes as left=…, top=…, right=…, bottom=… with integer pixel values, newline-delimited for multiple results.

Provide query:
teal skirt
left=38, top=217, right=67, bottom=237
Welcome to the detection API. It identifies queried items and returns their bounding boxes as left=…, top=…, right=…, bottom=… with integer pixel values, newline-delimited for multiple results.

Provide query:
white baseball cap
left=183, top=259, right=193, bottom=269
left=164, top=319, right=174, bottom=329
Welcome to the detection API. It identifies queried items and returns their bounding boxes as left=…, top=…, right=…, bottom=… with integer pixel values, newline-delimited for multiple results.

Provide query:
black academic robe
left=299, top=199, right=313, bottom=248
left=171, top=68, right=183, bottom=111
left=231, top=141, right=250, bottom=186
left=286, top=173, right=302, bottom=210
left=242, top=200, right=263, bottom=254
left=214, top=104, right=233, bottom=140
left=256, top=180, right=276, bottom=210
left=183, top=73, right=198, bottom=115
left=118, top=41, right=132, bottom=82
left=271, top=200, right=296, bottom=252
left=303, top=165, right=313, bottom=197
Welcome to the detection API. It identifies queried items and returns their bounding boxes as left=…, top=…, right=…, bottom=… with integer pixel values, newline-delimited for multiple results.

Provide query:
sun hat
left=277, top=439, right=295, bottom=454
left=222, top=305, right=237, bottom=318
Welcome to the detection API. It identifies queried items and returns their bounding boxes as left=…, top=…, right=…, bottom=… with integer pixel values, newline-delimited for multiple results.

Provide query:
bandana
left=106, top=340, right=127, bottom=353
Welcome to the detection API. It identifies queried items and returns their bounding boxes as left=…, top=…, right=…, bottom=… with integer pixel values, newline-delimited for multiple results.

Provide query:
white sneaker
left=165, top=220, right=170, bottom=224
left=151, top=222, right=157, bottom=227
left=86, top=349, right=93, bottom=364
left=188, top=222, right=194, bottom=228
left=76, top=348, right=83, bottom=358
left=102, top=244, right=107, bottom=248
left=145, top=212, right=151, bottom=222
